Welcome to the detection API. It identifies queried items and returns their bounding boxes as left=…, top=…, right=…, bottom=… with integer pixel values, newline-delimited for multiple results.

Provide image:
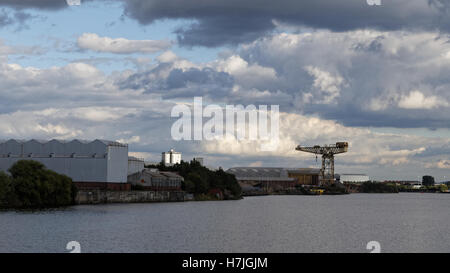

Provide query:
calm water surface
left=0, top=193, right=449, bottom=253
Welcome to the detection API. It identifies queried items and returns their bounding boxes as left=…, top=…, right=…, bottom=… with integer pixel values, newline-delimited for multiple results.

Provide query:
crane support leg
left=320, top=154, right=335, bottom=186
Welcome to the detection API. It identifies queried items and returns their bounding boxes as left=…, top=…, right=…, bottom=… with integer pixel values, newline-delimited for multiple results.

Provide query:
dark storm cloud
left=121, top=0, right=450, bottom=46
left=119, top=66, right=234, bottom=99
left=313, top=104, right=450, bottom=129
left=174, top=15, right=275, bottom=47
left=115, top=28, right=450, bottom=129
left=3, top=0, right=450, bottom=47
left=0, top=9, right=32, bottom=27
left=165, top=68, right=233, bottom=89
left=0, top=0, right=69, bottom=27
left=0, top=0, right=67, bottom=9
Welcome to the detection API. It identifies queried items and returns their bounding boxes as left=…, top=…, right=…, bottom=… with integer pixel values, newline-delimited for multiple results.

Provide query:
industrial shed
left=127, top=169, right=183, bottom=191
left=339, top=174, right=370, bottom=183
left=128, top=156, right=145, bottom=175
left=227, top=167, right=320, bottom=192
left=286, top=168, right=320, bottom=185
left=0, top=139, right=129, bottom=190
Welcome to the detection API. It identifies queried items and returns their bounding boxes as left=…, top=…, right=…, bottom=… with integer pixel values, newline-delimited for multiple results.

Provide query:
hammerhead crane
left=295, top=142, right=349, bottom=186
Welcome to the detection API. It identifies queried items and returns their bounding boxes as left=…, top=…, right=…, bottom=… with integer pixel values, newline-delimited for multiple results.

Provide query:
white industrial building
left=0, top=139, right=128, bottom=186
left=339, top=174, right=370, bottom=183
left=128, top=156, right=145, bottom=175
left=162, top=149, right=181, bottom=166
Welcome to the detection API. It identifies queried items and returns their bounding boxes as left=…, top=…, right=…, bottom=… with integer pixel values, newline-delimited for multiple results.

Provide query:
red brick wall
left=141, top=186, right=182, bottom=192
left=73, top=182, right=131, bottom=191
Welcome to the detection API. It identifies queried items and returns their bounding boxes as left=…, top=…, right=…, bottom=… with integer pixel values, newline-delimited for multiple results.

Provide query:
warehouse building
left=226, top=167, right=320, bottom=192
left=128, top=156, right=145, bottom=175
left=127, top=169, right=183, bottom=191
left=286, top=168, right=320, bottom=185
left=339, top=174, right=370, bottom=183
left=0, top=139, right=129, bottom=190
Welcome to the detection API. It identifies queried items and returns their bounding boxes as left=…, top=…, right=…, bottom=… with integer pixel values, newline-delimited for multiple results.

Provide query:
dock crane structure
left=295, top=142, right=349, bottom=186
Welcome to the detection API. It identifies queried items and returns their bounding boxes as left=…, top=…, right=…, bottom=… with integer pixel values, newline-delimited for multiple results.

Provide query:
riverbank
left=75, top=190, right=190, bottom=205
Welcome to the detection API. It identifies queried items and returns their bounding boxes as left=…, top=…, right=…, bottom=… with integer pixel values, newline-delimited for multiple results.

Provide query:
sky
left=0, top=0, right=449, bottom=181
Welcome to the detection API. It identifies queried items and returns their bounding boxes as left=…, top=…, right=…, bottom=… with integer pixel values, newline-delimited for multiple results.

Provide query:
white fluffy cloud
left=214, top=55, right=277, bottom=89
left=0, top=36, right=448, bottom=180
left=201, top=111, right=429, bottom=166
left=398, top=90, right=448, bottom=109
left=425, top=159, right=450, bottom=170
left=77, top=33, right=171, bottom=54
left=231, top=30, right=450, bottom=128
left=302, top=66, right=344, bottom=104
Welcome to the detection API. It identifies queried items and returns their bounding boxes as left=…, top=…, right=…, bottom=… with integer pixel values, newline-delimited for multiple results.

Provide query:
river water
left=0, top=193, right=448, bottom=253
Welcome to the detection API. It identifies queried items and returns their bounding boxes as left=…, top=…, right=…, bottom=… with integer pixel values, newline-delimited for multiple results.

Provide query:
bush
left=186, top=173, right=208, bottom=194
left=149, top=160, right=242, bottom=199
left=0, top=171, right=13, bottom=207
left=324, top=183, right=348, bottom=194
left=182, top=180, right=196, bottom=193
left=360, top=181, right=398, bottom=193
left=0, top=160, right=76, bottom=209
left=131, top=184, right=145, bottom=191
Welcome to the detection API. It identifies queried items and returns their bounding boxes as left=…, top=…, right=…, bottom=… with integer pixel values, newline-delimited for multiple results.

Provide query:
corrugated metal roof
left=0, top=139, right=127, bottom=147
left=227, top=167, right=320, bottom=180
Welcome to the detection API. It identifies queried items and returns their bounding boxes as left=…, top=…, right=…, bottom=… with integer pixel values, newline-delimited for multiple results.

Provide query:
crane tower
left=295, top=142, right=348, bottom=186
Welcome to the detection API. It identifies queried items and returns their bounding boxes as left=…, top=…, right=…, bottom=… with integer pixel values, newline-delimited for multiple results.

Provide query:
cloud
left=0, top=8, right=37, bottom=29
left=398, top=90, right=449, bottom=109
left=302, top=66, right=344, bottom=104
left=0, top=39, right=44, bottom=55
left=200, top=110, right=439, bottom=173
left=214, top=55, right=277, bottom=91
left=2, top=0, right=450, bottom=48
left=119, top=51, right=235, bottom=100
left=77, top=33, right=171, bottom=54
left=0, top=53, right=447, bottom=180
left=116, top=30, right=450, bottom=129
left=425, top=159, right=450, bottom=169
left=117, top=135, right=141, bottom=144
left=121, top=0, right=450, bottom=46
left=0, top=0, right=67, bottom=9
left=234, top=30, right=450, bottom=128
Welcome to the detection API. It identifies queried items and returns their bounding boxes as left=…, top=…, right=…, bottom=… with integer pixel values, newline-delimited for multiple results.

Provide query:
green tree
left=186, top=173, right=208, bottom=194
left=182, top=180, right=196, bottom=193
left=149, top=159, right=242, bottom=199
left=422, top=175, right=435, bottom=186
left=0, top=171, right=13, bottom=207
left=360, top=181, right=398, bottom=193
left=6, top=160, right=76, bottom=208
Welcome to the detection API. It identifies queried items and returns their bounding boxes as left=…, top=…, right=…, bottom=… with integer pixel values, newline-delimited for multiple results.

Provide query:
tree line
left=147, top=160, right=242, bottom=200
left=0, top=160, right=77, bottom=209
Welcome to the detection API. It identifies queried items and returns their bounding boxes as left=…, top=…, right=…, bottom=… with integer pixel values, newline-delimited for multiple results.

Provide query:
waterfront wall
left=75, top=190, right=189, bottom=205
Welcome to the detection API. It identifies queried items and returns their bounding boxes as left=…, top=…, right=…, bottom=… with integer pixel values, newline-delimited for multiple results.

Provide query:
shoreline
left=1, top=190, right=448, bottom=211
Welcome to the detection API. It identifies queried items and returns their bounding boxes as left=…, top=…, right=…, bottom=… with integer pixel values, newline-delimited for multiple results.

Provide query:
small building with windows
left=339, top=174, right=370, bottom=183
left=162, top=149, right=182, bottom=166
left=127, top=169, right=183, bottom=191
